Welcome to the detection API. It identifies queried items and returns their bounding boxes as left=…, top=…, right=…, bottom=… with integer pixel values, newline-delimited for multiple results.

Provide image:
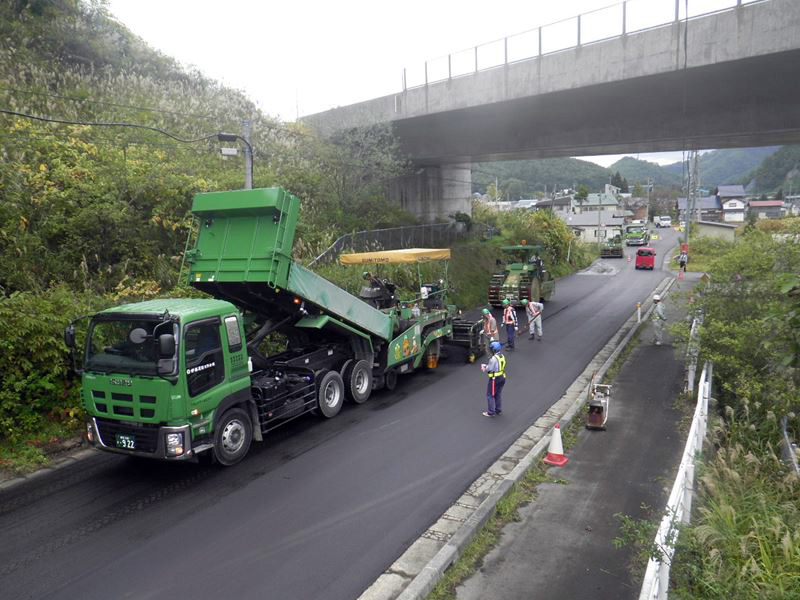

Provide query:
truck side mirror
left=158, top=334, right=176, bottom=358
left=64, top=325, right=76, bottom=348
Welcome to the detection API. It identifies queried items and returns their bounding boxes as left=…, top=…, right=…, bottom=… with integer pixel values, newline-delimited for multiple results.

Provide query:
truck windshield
left=627, top=227, right=645, bottom=234
left=86, top=317, right=176, bottom=375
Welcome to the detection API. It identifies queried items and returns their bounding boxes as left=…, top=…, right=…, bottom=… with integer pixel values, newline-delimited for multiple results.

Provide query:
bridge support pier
left=391, top=162, right=471, bottom=222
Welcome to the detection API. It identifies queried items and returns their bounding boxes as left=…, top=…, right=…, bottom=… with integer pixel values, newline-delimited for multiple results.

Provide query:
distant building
left=748, top=200, right=786, bottom=219
left=578, top=193, right=619, bottom=213
left=721, top=198, right=747, bottom=222
left=534, top=196, right=573, bottom=214
left=696, top=220, right=738, bottom=242
left=558, top=211, right=625, bottom=243
left=678, top=196, right=722, bottom=222
left=716, top=184, right=748, bottom=222
left=717, top=184, right=747, bottom=200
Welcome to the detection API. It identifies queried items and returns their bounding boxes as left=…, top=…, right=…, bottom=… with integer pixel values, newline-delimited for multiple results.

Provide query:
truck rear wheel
left=317, top=370, right=344, bottom=418
left=384, top=369, right=398, bottom=391
left=213, top=408, right=252, bottom=466
left=344, top=359, right=372, bottom=404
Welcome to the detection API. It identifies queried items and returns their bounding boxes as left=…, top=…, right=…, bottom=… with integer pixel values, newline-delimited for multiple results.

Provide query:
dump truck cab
left=77, top=298, right=246, bottom=461
left=624, top=224, right=650, bottom=246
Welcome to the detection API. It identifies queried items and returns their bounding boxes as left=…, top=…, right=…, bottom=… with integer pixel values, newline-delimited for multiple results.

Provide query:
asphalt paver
left=457, top=275, right=700, bottom=600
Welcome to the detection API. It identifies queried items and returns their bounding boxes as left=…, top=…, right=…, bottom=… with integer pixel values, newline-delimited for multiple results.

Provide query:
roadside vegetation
left=666, top=228, right=800, bottom=599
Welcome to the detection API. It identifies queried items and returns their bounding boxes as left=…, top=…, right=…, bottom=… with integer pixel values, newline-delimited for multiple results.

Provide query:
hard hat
left=489, top=341, right=502, bottom=353
left=653, top=294, right=661, bottom=301
left=521, top=299, right=528, bottom=305
left=482, top=308, right=491, bottom=315
left=502, top=298, right=510, bottom=306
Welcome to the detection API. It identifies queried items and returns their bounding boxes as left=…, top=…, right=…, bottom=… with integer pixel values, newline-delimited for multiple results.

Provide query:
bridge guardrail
left=404, top=0, right=766, bottom=90
left=638, top=355, right=712, bottom=600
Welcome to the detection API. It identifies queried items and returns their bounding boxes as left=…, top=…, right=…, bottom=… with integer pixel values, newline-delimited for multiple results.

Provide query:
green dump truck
left=600, top=234, right=624, bottom=258
left=65, top=188, right=480, bottom=466
left=487, top=245, right=555, bottom=307
left=624, top=223, right=650, bottom=246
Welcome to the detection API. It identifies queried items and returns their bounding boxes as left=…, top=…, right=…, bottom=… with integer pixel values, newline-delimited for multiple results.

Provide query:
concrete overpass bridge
left=305, top=0, right=800, bottom=220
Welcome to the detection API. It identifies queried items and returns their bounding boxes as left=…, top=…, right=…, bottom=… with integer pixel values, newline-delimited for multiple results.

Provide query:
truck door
left=184, top=318, right=225, bottom=409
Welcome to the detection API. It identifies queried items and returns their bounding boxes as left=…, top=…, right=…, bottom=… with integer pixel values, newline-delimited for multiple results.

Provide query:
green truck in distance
left=487, top=245, right=555, bottom=307
left=65, top=188, right=479, bottom=466
left=624, top=223, right=650, bottom=246
left=600, top=234, right=624, bottom=258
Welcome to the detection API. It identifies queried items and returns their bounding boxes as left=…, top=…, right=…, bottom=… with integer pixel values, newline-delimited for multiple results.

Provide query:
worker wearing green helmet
left=521, top=298, right=544, bottom=341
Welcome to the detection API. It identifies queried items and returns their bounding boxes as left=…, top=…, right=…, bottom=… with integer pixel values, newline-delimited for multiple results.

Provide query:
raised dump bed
left=187, top=188, right=393, bottom=341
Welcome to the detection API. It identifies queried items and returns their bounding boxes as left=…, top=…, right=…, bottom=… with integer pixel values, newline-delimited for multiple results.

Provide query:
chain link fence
left=307, top=222, right=482, bottom=267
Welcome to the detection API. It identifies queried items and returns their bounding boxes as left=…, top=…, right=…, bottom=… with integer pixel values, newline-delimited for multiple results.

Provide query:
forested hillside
left=663, top=146, right=780, bottom=188
left=741, top=145, right=800, bottom=193
left=472, top=157, right=612, bottom=199
left=608, top=156, right=681, bottom=187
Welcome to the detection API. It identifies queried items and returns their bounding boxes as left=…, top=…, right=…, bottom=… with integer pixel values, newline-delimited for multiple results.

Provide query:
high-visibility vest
left=503, top=306, right=516, bottom=325
left=488, top=353, right=506, bottom=378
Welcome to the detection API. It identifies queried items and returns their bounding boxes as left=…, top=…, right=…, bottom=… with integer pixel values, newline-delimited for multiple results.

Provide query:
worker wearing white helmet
left=651, top=294, right=666, bottom=345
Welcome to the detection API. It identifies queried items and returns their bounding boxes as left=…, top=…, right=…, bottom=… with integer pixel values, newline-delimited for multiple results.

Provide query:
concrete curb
left=361, top=275, right=677, bottom=600
left=0, top=446, right=95, bottom=493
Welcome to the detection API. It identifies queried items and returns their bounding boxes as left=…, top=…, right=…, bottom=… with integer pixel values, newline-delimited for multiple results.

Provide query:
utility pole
left=243, top=119, right=253, bottom=190
left=684, top=150, right=698, bottom=247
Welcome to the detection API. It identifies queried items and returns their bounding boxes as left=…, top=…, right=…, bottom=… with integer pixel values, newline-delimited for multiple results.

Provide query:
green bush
left=0, top=287, right=105, bottom=442
left=669, top=230, right=800, bottom=598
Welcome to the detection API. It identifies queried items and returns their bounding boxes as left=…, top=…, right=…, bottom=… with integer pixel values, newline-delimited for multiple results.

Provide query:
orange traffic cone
left=678, top=270, right=685, bottom=280
left=543, top=424, right=569, bottom=467
left=627, top=255, right=631, bottom=263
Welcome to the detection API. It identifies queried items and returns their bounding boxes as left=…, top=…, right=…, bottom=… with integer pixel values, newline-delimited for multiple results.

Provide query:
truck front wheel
left=214, top=408, right=253, bottom=466
left=344, top=359, right=372, bottom=404
left=317, top=371, right=344, bottom=418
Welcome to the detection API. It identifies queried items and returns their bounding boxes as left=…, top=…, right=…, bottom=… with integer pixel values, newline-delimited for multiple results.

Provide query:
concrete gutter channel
left=360, top=274, right=676, bottom=600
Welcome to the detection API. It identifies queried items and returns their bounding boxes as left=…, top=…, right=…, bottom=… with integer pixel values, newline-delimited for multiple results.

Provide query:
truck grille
left=95, top=418, right=160, bottom=453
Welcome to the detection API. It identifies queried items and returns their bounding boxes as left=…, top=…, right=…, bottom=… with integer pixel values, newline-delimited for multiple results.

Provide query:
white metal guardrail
left=639, top=359, right=712, bottom=600
left=685, top=313, right=702, bottom=394
left=403, top=0, right=766, bottom=90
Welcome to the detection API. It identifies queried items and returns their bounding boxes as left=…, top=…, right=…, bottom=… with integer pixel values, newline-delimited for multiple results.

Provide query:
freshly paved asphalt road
left=0, top=230, right=677, bottom=600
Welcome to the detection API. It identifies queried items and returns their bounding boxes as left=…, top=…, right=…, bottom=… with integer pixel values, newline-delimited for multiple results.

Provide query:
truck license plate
left=115, top=434, right=136, bottom=450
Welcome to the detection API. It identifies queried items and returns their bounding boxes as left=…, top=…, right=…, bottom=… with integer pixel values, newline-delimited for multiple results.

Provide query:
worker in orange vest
left=502, top=298, right=518, bottom=350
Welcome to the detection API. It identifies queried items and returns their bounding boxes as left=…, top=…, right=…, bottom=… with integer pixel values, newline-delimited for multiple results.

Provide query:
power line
left=0, top=108, right=220, bottom=144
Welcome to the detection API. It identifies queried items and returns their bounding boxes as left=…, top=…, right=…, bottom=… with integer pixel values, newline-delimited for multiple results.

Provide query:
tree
left=575, top=184, right=589, bottom=212
left=775, top=188, right=783, bottom=200
left=633, top=183, right=645, bottom=198
left=503, top=178, right=526, bottom=201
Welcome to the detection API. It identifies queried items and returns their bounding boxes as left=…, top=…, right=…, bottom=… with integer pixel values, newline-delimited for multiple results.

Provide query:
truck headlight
left=165, top=432, right=184, bottom=456
left=86, top=422, right=94, bottom=443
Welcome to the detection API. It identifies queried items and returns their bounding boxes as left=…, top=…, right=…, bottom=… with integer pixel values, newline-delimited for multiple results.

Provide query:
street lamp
left=217, top=131, right=254, bottom=189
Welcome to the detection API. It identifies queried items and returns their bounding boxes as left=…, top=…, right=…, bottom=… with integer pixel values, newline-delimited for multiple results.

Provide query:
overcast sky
left=107, top=0, right=732, bottom=167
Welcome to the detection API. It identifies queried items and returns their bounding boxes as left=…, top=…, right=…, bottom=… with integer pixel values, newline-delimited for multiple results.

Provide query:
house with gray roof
left=678, top=196, right=722, bottom=222
left=557, top=211, right=624, bottom=243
